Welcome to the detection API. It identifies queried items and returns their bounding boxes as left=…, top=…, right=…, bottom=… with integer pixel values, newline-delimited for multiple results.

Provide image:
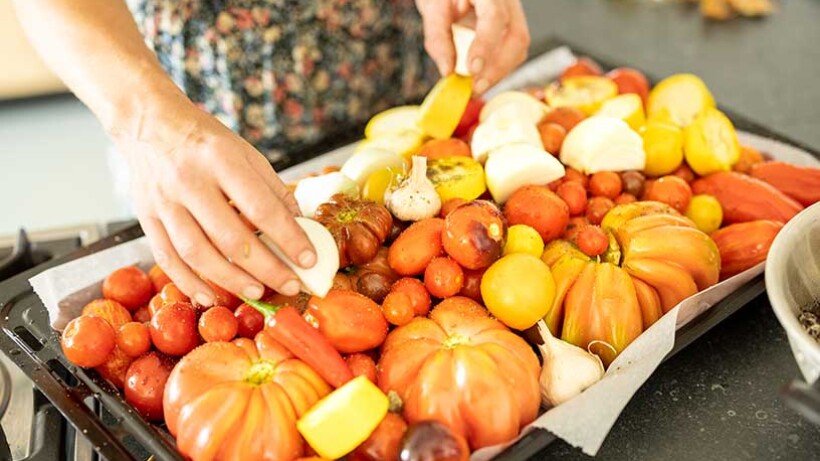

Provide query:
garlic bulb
left=386, top=156, right=441, bottom=221
left=537, top=321, right=605, bottom=408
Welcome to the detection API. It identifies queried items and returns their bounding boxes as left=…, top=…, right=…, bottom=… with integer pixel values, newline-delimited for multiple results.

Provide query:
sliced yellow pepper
left=417, top=74, right=473, bottom=139
left=297, top=376, right=389, bottom=460
left=427, top=156, right=486, bottom=202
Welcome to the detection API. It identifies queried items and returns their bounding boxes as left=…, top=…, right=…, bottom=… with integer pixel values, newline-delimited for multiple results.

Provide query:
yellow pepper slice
left=297, top=376, right=389, bottom=460
left=427, top=156, right=487, bottom=202
left=417, top=74, right=473, bottom=139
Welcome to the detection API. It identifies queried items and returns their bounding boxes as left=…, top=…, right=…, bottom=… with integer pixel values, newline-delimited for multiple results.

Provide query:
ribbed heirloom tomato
left=164, top=333, right=331, bottom=461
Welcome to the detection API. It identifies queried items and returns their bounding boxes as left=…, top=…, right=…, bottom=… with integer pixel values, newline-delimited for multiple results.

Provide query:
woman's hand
left=416, top=0, right=530, bottom=94
left=119, top=103, right=315, bottom=306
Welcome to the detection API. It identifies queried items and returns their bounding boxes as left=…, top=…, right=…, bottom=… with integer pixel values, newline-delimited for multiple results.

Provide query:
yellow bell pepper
left=297, top=376, right=389, bottom=460
left=417, top=74, right=473, bottom=139
left=427, top=156, right=486, bottom=202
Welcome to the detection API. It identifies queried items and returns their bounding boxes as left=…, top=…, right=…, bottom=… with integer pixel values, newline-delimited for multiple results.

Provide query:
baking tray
left=1, top=38, right=819, bottom=461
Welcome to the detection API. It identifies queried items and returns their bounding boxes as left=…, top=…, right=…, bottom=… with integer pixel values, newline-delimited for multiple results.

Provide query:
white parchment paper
left=28, top=46, right=820, bottom=457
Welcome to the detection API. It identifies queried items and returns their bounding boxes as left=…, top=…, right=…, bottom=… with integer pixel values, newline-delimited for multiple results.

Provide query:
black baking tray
left=1, top=38, right=819, bottom=461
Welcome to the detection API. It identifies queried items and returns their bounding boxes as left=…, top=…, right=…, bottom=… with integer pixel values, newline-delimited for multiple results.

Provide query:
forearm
left=13, top=0, right=193, bottom=145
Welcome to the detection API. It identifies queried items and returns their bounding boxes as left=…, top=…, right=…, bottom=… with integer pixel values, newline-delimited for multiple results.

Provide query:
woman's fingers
left=416, top=0, right=456, bottom=76
left=139, top=214, right=216, bottom=306
left=183, top=184, right=304, bottom=296
left=471, top=0, right=529, bottom=93
left=218, top=153, right=316, bottom=270
left=246, top=150, right=301, bottom=216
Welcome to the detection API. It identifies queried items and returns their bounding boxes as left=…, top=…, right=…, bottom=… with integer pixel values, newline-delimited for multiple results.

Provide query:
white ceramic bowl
left=766, top=202, right=820, bottom=383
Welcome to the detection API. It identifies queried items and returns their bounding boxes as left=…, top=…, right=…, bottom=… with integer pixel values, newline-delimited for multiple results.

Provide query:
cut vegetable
left=471, top=112, right=543, bottom=163
left=641, top=121, right=684, bottom=177
left=545, top=76, right=618, bottom=115
left=560, top=116, right=645, bottom=174
left=386, top=156, right=442, bottom=222
left=684, top=107, right=741, bottom=176
left=536, top=321, right=604, bottom=407
left=485, top=143, right=566, bottom=203
left=341, top=147, right=407, bottom=186
left=293, top=172, right=358, bottom=218
left=427, top=156, right=487, bottom=202
left=260, top=217, right=339, bottom=298
left=479, top=91, right=550, bottom=125
left=595, top=93, right=646, bottom=131
left=647, top=74, right=715, bottom=127
left=364, top=105, right=422, bottom=139
left=417, top=74, right=473, bottom=139
left=356, top=130, right=425, bottom=159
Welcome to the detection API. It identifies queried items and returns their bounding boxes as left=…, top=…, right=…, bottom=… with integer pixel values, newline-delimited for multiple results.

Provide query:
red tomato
left=116, top=322, right=151, bottom=358
left=454, top=98, right=484, bottom=138
left=198, top=306, right=239, bottom=342
left=306, top=289, right=388, bottom=354
left=81, top=299, right=132, bottom=329
left=350, top=413, right=408, bottom=461
left=390, top=278, right=431, bottom=317
left=586, top=197, right=615, bottom=225
left=234, top=303, right=265, bottom=339
left=606, top=68, right=650, bottom=104
left=577, top=226, right=609, bottom=257
left=537, top=122, right=567, bottom=155
left=201, top=278, right=241, bottom=309
left=459, top=268, right=485, bottom=304
left=561, top=57, right=604, bottom=80
left=160, top=283, right=189, bottom=304
left=589, top=172, right=623, bottom=199
left=440, top=198, right=468, bottom=218
left=148, top=264, right=172, bottom=292
left=383, top=292, right=415, bottom=327
left=556, top=181, right=588, bottom=216
left=424, top=257, right=465, bottom=299
left=345, top=353, right=378, bottom=382
left=124, top=352, right=174, bottom=421
left=643, top=175, right=693, bottom=213
left=133, top=306, right=152, bottom=323
left=563, top=167, right=589, bottom=189
left=102, top=266, right=154, bottom=311
left=149, top=302, right=199, bottom=356
left=61, top=316, right=116, bottom=368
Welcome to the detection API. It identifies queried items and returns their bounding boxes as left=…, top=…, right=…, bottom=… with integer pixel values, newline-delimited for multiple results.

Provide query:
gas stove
left=0, top=223, right=134, bottom=461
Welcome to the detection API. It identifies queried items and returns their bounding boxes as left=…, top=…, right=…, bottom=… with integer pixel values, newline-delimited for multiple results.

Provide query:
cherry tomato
left=124, top=352, right=174, bottom=421
left=61, top=316, right=116, bottom=368
left=537, top=122, right=567, bottom=155
left=424, top=257, right=464, bottom=299
left=198, top=306, right=239, bottom=342
left=160, top=283, right=189, bottom=304
left=561, top=57, right=604, bottom=80
left=149, top=302, right=199, bottom=356
left=132, top=306, right=152, bottom=323
left=589, top=171, right=623, bottom=198
left=615, top=193, right=637, bottom=205
left=399, top=420, right=469, bottom=461
left=542, top=107, right=586, bottom=133
left=620, top=171, right=646, bottom=198
left=644, top=175, right=693, bottom=213
left=440, top=198, right=468, bottom=218
left=577, top=226, right=609, bottom=257
left=201, top=278, right=241, bottom=309
left=586, top=197, right=615, bottom=225
left=564, top=216, right=590, bottom=240
left=390, top=278, right=432, bottom=317
left=606, top=68, right=650, bottom=104
left=147, top=264, right=172, bottom=292
left=234, top=303, right=265, bottom=339
left=671, top=164, right=696, bottom=183
left=556, top=181, right=588, bottom=216
left=459, top=268, right=485, bottom=304
left=116, top=322, right=151, bottom=358
left=102, top=266, right=154, bottom=311
left=147, top=294, right=164, bottom=318
left=453, top=98, right=484, bottom=138
left=345, top=353, right=378, bottom=382
left=383, top=292, right=416, bottom=327
left=418, top=138, right=472, bottom=160
left=351, top=412, right=408, bottom=461
left=563, top=167, right=589, bottom=189
left=81, top=299, right=132, bottom=329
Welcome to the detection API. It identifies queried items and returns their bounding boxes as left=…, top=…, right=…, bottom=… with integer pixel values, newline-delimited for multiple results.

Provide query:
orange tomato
left=82, top=299, right=132, bottom=329
left=615, top=193, right=637, bottom=205
left=563, top=167, right=589, bottom=189
left=537, top=122, right=567, bottom=155
left=305, top=289, right=389, bottom=354
left=586, top=197, right=615, bottom=225
left=644, top=175, right=693, bottom=213
left=589, top=171, right=623, bottom=199
left=202, top=277, right=241, bottom=309
left=671, top=164, right=696, bottom=184
left=388, top=218, right=445, bottom=276
left=443, top=201, right=505, bottom=270
left=542, top=107, right=586, bottom=132
left=198, top=306, right=239, bottom=343
left=150, top=302, right=199, bottom=356
left=389, top=278, right=432, bottom=317
left=116, top=322, right=151, bottom=358
left=148, top=264, right=172, bottom=292
left=561, top=57, right=603, bottom=80
left=102, top=266, right=154, bottom=311
left=606, top=68, right=650, bottom=104
left=345, top=353, right=378, bottom=383
left=576, top=226, right=609, bottom=257
left=733, top=145, right=765, bottom=174
left=164, top=335, right=331, bottom=461
left=556, top=181, right=588, bottom=216
left=383, top=292, right=415, bottom=327
left=440, top=198, right=468, bottom=218
left=424, top=257, right=465, bottom=299
left=504, top=186, right=569, bottom=243
left=61, top=316, right=116, bottom=368
left=417, top=138, right=472, bottom=160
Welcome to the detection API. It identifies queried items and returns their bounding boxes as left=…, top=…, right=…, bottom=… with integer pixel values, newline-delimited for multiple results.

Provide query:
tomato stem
left=240, top=297, right=283, bottom=319
left=245, top=360, right=277, bottom=386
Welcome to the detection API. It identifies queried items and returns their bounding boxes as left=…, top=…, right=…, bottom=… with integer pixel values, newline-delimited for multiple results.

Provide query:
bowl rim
left=766, top=203, right=820, bottom=363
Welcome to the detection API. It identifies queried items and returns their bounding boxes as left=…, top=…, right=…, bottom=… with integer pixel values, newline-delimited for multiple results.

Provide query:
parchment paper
left=28, top=47, right=820, bottom=457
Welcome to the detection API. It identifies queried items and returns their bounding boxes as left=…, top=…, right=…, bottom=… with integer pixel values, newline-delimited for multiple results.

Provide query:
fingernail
left=194, top=292, right=213, bottom=307
left=281, top=280, right=300, bottom=296
left=470, top=57, right=484, bottom=75
left=298, top=250, right=316, bottom=268
left=474, top=78, right=489, bottom=94
left=242, top=285, right=264, bottom=300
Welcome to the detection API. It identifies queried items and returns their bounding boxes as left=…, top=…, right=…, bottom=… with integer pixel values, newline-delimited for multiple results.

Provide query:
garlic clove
left=479, top=91, right=550, bottom=125
left=260, top=217, right=339, bottom=298
left=294, top=172, right=359, bottom=218
left=471, top=112, right=544, bottom=164
left=560, top=116, right=645, bottom=174
left=536, top=321, right=605, bottom=408
left=386, top=156, right=441, bottom=222
left=341, top=147, right=407, bottom=186
left=484, top=143, right=566, bottom=204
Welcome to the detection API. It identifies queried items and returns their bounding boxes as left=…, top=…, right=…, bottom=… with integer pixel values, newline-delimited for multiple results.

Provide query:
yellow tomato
left=427, top=156, right=486, bottom=202
left=503, top=225, right=545, bottom=258
left=362, top=166, right=403, bottom=204
left=545, top=76, right=618, bottom=115
left=685, top=194, right=723, bottom=234
left=684, top=107, right=741, bottom=176
left=480, top=253, right=556, bottom=330
left=640, top=120, right=684, bottom=177
left=647, top=73, right=716, bottom=127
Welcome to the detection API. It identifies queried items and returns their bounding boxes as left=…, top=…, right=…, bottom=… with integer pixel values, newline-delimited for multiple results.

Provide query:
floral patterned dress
left=127, top=0, right=438, bottom=169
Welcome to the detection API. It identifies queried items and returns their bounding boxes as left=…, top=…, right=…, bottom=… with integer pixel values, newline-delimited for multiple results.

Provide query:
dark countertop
left=517, top=1, right=820, bottom=459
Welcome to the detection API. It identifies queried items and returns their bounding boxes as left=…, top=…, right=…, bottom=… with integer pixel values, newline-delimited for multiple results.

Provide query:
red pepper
left=242, top=298, right=353, bottom=388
